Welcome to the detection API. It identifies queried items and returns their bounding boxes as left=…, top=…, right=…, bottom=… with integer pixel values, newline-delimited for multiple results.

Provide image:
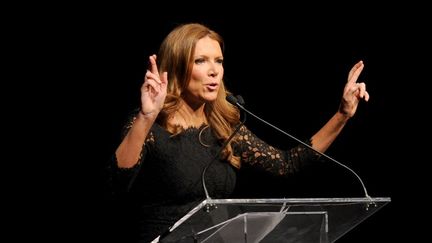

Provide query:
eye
left=194, top=58, right=205, bottom=64
left=216, top=59, right=224, bottom=64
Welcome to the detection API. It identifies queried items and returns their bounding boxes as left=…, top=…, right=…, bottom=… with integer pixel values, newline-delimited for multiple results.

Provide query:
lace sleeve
left=107, top=109, right=155, bottom=195
left=232, top=125, right=320, bottom=176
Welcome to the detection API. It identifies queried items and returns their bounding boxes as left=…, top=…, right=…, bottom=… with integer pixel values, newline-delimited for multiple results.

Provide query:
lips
left=205, top=83, right=219, bottom=91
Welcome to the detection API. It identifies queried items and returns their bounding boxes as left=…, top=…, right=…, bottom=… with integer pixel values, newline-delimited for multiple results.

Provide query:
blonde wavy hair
left=156, top=23, right=242, bottom=168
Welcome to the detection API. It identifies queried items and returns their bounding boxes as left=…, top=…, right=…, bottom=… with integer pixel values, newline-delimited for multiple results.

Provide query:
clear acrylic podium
left=155, top=197, right=390, bottom=243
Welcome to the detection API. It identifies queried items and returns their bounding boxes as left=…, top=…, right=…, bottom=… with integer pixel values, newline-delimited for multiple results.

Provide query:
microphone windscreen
left=236, top=95, right=245, bottom=105
left=226, top=94, right=238, bottom=105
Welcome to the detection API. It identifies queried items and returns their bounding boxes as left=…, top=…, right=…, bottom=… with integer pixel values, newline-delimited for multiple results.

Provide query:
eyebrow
left=194, top=55, right=224, bottom=59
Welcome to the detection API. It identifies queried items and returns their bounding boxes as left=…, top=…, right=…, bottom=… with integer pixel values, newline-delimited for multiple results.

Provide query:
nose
left=209, top=71, right=217, bottom=78
left=208, top=63, right=219, bottom=77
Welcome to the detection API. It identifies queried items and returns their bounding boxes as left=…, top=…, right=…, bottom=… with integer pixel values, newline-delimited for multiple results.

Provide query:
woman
left=109, top=23, right=369, bottom=242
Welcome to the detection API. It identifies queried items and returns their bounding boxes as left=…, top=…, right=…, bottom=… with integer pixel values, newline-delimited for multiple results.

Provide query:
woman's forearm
left=310, top=111, right=350, bottom=153
left=115, top=112, right=157, bottom=168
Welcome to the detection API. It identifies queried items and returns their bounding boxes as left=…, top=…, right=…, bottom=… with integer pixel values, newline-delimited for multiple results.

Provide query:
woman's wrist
left=140, top=109, right=154, bottom=116
left=335, top=110, right=350, bottom=123
left=137, top=109, right=157, bottom=120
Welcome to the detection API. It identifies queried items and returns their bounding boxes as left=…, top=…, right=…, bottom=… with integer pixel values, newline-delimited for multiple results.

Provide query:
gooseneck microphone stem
left=201, top=97, right=247, bottom=206
left=201, top=121, right=244, bottom=200
left=227, top=95, right=373, bottom=205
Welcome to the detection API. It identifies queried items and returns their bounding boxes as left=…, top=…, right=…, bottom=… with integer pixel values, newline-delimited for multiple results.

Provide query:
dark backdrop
left=18, top=4, right=429, bottom=243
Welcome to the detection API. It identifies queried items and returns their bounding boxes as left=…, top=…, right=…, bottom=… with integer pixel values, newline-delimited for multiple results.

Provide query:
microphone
left=226, top=94, right=375, bottom=206
left=201, top=94, right=247, bottom=212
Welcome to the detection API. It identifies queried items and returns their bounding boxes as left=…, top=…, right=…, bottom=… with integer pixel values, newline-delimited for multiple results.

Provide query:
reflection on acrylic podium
left=155, top=197, right=390, bottom=243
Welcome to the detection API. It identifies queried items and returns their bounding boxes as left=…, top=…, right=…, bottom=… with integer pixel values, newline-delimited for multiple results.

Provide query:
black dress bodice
left=109, top=115, right=319, bottom=242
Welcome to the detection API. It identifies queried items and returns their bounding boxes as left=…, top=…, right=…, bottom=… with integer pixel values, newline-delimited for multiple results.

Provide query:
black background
left=13, top=3, right=429, bottom=243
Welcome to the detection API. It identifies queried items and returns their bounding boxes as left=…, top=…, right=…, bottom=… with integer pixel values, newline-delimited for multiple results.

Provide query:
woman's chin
left=202, top=92, right=218, bottom=102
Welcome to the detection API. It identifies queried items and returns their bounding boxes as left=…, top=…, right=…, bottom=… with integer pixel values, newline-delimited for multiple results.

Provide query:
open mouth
left=206, top=83, right=219, bottom=91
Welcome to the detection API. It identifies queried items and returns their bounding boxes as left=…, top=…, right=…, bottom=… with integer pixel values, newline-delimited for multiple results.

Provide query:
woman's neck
left=171, top=99, right=208, bottom=129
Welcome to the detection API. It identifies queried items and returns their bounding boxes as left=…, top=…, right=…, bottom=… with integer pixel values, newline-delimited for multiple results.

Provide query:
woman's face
left=184, top=36, right=224, bottom=107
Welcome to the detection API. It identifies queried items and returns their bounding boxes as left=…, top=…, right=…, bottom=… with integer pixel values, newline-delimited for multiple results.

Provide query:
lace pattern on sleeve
left=108, top=111, right=155, bottom=194
left=233, top=125, right=320, bottom=176
left=118, top=112, right=155, bottom=169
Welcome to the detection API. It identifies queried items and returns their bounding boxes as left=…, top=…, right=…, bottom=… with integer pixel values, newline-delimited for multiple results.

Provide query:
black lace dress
left=108, top=115, right=319, bottom=242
